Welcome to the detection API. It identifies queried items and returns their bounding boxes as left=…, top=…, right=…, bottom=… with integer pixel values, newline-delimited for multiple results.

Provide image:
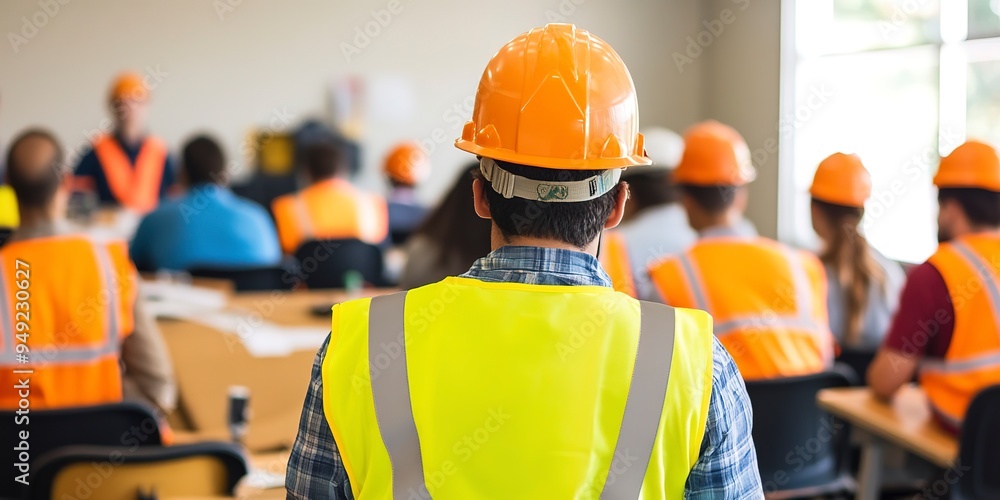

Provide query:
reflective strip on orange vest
left=679, top=247, right=823, bottom=339
left=0, top=242, right=119, bottom=365
left=93, top=135, right=167, bottom=213
left=295, top=196, right=315, bottom=242
left=921, top=241, right=1000, bottom=379
left=365, top=292, right=679, bottom=498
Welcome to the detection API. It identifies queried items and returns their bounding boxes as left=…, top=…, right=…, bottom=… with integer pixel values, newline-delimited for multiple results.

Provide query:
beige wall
left=698, top=0, right=783, bottom=238
left=0, top=0, right=704, bottom=202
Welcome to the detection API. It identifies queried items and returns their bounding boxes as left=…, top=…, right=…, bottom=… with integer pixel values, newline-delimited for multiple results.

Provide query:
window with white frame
left=780, top=0, right=1000, bottom=263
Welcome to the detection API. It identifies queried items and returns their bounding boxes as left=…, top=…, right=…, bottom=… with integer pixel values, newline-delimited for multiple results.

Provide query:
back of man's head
left=679, top=184, right=739, bottom=215
left=303, top=142, right=344, bottom=182
left=5, top=129, right=65, bottom=210
left=622, top=170, right=678, bottom=212
left=182, top=135, right=226, bottom=186
left=938, top=187, right=1000, bottom=227
left=478, top=160, right=623, bottom=249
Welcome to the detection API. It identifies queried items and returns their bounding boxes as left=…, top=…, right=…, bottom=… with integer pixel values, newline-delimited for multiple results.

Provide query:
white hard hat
left=640, top=127, right=684, bottom=171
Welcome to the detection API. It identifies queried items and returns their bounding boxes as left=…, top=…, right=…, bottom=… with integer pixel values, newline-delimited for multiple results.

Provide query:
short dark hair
left=939, top=187, right=1000, bottom=227
left=182, top=135, right=226, bottom=185
left=621, top=170, right=677, bottom=212
left=5, top=129, right=64, bottom=209
left=304, top=142, right=344, bottom=181
left=679, top=184, right=738, bottom=214
left=476, top=160, right=622, bottom=249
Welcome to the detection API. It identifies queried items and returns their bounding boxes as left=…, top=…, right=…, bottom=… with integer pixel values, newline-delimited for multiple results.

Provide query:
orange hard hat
left=108, top=72, right=149, bottom=103
left=384, top=141, right=429, bottom=186
left=809, top=153, right=871, bottom=208
left=454, top=24, right=650, bottom=171
left=933, top=140, right=1000, bottom=192
left=673, top=120, right=755, bottom=186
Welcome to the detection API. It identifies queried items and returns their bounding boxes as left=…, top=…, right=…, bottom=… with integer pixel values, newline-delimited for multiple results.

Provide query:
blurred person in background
left=648, top=120, right=834, bottom=381
left=869, top=141, right=1000, bottom=433
left=272, top=142, right=387, bottom=254
left=384, top=141, right=430, bottom=245
left=130, top=135, right=280, bottom=271
left=0, top=128, right=176, bottom=413
left=600, top=127, right=696, bottom=299
left=398, top=162, right=491, bottom=289
left=73, top=72, right=175, bottom=213
left=0, top=91, right=19, bottom=237
left=809, top=153, right=904, bottom=351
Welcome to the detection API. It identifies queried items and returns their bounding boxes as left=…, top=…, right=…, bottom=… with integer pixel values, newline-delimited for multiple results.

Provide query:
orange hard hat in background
left=673, top=120, right=755, bottom=186
left=384, top=141, right=429, bottom=186
left=454, top=23, right=650, bottom=171
left=108, top=72, right=149, bottom=103
left=809, top=153, right=872, bottom=208
left=933, top=140, right=1000, bottom=192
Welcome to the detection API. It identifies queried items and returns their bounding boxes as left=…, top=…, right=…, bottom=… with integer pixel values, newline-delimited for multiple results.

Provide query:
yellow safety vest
left=322, top=276, right=714, bottom=499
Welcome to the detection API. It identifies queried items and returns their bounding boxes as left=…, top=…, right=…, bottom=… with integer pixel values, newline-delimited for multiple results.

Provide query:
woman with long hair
left=399, top=162, right=492, bottom=289
left=810, top=153, right=906, bottom=350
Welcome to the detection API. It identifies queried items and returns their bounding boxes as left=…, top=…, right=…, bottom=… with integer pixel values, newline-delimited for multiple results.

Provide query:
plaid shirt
left=286, top=246, right=763, bottom=499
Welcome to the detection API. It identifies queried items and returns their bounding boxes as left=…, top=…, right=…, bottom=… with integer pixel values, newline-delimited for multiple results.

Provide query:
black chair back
left=746, top=370, right=854, bottom=498
left=188, top=265, right=294, bottom=291
left=293, top=238, right=386, bottom=289
left=1, top=402, right=162, bottom=498
left=0, top=227, right=12, bottom=248
left=955, top=385, right=1000, bottom=500
left=30, top=442, right=247, bottom=500
left=834, top=346, right=875, bottom=385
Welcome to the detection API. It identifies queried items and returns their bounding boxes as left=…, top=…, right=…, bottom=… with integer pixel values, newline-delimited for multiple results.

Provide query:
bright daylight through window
left=782, top=0, right=1000, bottom=263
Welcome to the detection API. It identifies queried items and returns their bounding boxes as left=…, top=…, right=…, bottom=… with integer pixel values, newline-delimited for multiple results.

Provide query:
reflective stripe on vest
left=295, top=196, right=315, bottom=242
left=0, top=242, right=119, bottom=365
left=92, top=135, right=167, bottom=213
left=679, top=247, right=822, bottom=338
left=920, top=241, right=1000, bottom=377
left=366, top=291, right=678, bottom=498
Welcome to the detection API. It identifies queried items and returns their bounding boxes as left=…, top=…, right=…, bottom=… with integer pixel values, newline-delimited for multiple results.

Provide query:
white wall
left=0, top=0, right=704, bottom=202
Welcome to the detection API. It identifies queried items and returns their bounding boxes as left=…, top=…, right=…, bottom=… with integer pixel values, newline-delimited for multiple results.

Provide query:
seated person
left=869, top=141, right=1000, bottom=433
left=130, top=135, right=281, bottom=271
left=0, top=128, right=176, bottom=413
left=272, top=142, right=387, bottom=254
left=383, top=141, right=429, bottom=245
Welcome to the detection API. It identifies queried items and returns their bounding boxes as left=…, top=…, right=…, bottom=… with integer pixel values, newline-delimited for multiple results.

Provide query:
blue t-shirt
left=74, top=134, right=176, bottom=204
left=130, top=184, right=281, bottom=271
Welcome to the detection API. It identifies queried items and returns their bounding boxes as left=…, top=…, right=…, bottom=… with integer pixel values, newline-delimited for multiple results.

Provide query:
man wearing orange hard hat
left=271, top=141, right=388, bottom=254
left=809, top=153, right=904, bottom=353
left=648, top=120, right=835, bottom=381
left=869, top=140, right=1000, bottom=433
left=73, top=72, right=175, bottom=213
left=287, top=24, right=761, bottom=498
left=383, top=141, right=429, bottom=245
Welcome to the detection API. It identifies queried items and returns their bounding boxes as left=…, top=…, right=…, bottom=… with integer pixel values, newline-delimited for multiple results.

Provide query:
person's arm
left=286, top=336, right=353, bottom=499
left=120, top=292, right=177, bottom=414
left=684, top=337, right=763, bottom=499
left=867, top=262, right=953, bottom=400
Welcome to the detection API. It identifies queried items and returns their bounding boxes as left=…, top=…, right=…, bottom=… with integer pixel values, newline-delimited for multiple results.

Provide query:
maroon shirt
left=881, top=261, right=957, bottom=433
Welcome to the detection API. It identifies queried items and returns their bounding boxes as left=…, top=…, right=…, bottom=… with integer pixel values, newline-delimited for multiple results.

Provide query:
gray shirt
left=616, top=204, right=697, bottom=301
left=823, top=245, right=905, bottom=350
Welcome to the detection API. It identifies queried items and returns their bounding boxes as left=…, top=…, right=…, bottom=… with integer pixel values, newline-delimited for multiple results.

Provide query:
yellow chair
left=31, top=442, right=248, bottom=500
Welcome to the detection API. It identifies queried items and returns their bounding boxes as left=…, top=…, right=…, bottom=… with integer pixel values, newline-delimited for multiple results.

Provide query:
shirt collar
left=461, top=245, right=612, bottom=287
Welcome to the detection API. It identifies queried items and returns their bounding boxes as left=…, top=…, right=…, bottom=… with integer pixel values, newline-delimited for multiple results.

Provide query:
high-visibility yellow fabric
left=0, top=185, right=18, bottom=228
left=322, top=276, right=713, bottom=499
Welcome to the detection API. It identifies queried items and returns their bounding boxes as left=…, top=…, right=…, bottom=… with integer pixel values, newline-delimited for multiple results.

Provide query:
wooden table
left=817, top=386, right=958, bottom=499
left=158, top=287, right=394, bottom=452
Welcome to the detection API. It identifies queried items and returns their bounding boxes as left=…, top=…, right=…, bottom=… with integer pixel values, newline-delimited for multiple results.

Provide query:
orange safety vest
left=600, top=231, right=637, bottom=297
left=0, top=235, right=136, bottom=409
left=648, top=230, right=833, bottom=380
left=922, top=234, right=1000, bottom=427
left=272, top=178, right=388, bottom=254
left=92, top=135, right=168, bottom=213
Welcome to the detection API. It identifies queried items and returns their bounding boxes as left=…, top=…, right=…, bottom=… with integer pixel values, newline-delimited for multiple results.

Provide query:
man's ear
left=472, top=178, right=492, bottom=220
left=604, top=182, right=629, bottom=229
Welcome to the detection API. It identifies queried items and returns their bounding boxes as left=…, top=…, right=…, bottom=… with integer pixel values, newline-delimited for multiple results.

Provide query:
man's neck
left=11, top=209, right=63, bottom=242
left=692, top=211, right=741, bottom=233
left=494, top=235, right=598, bottom=257
left=116, top=126, right=143, bottom=146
